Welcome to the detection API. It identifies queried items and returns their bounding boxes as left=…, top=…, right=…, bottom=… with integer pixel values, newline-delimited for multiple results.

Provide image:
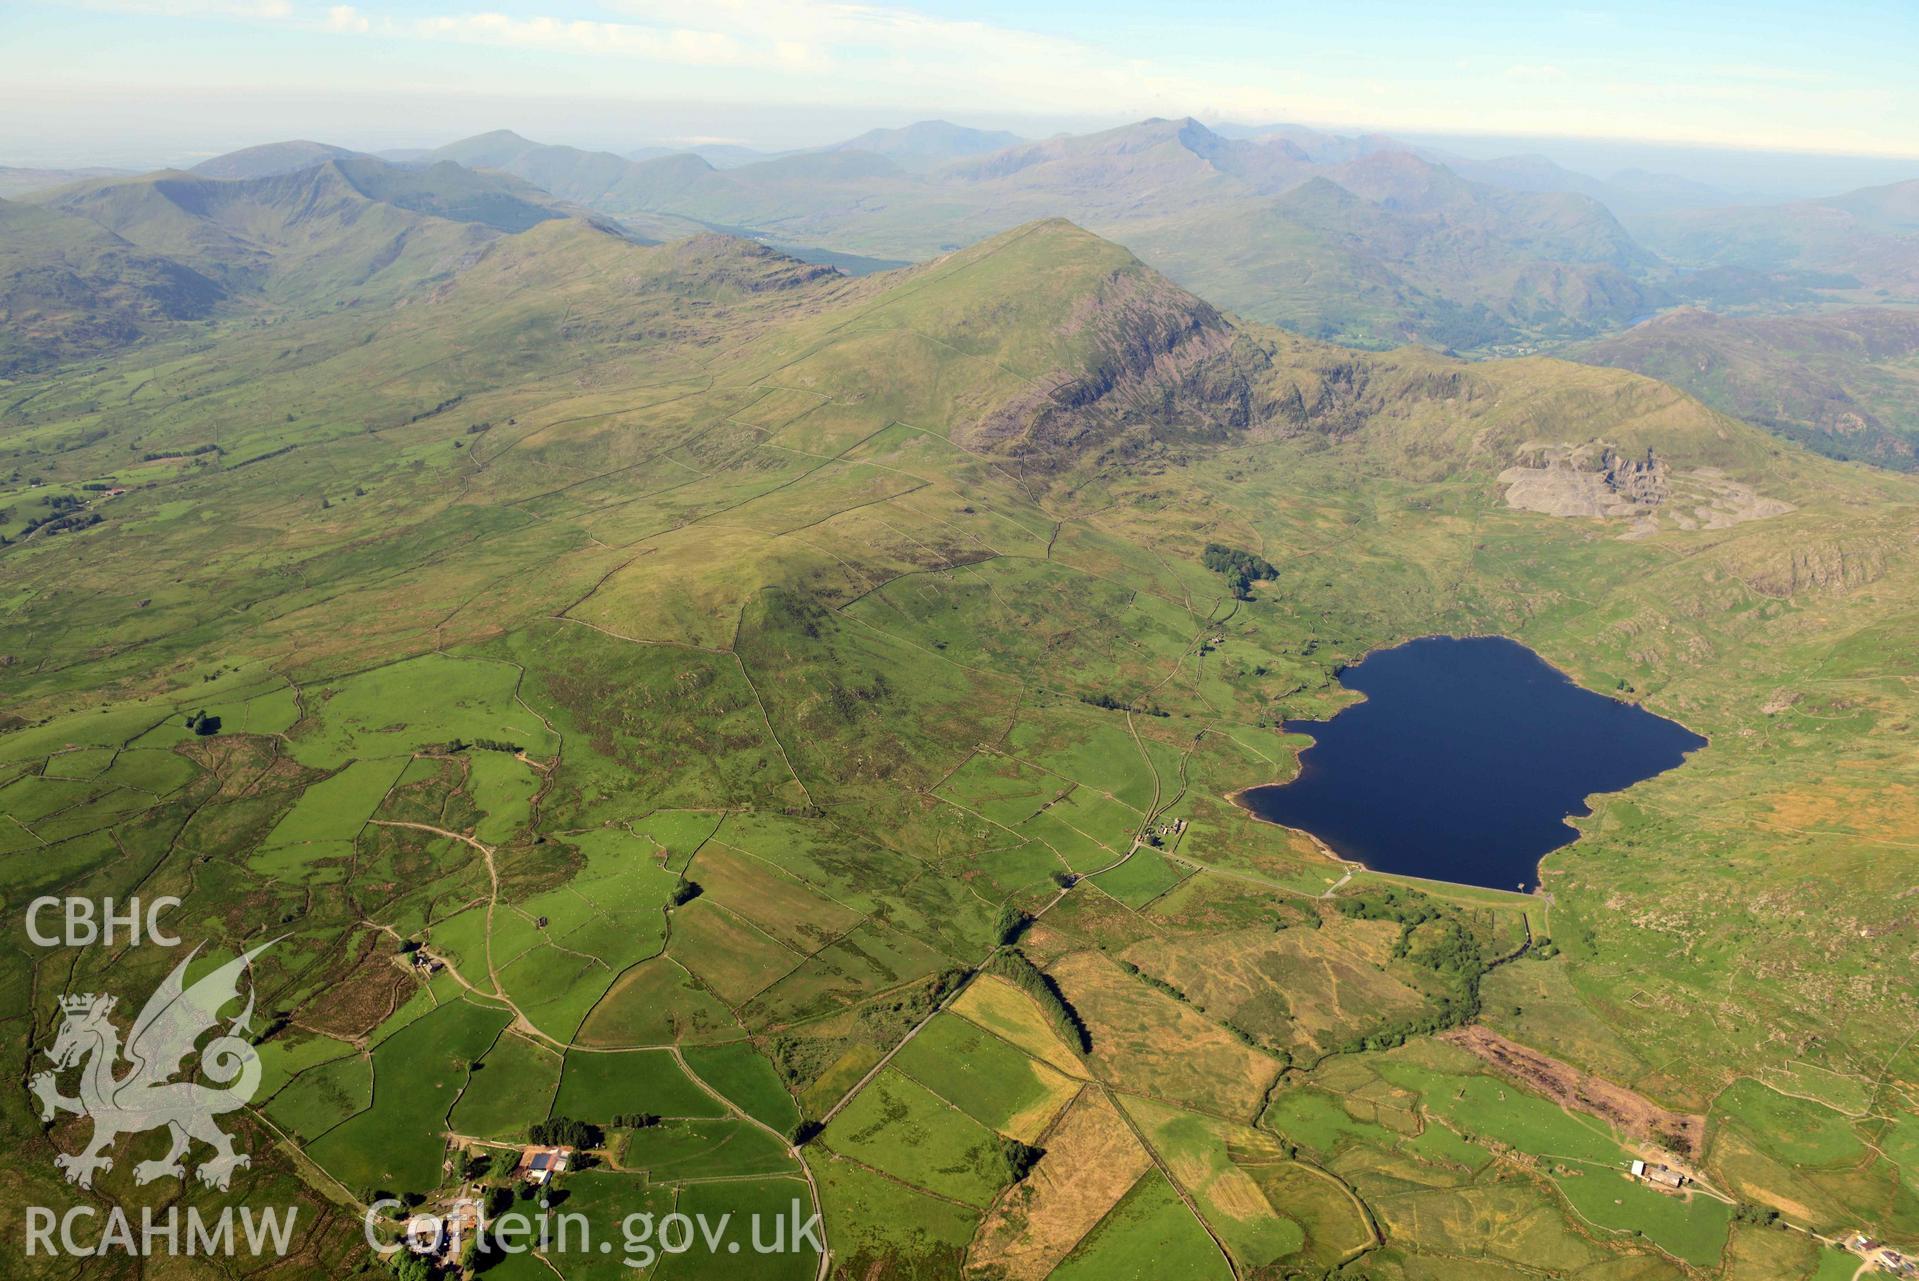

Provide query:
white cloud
left=45, top=0, right=294, bottom=16
left=405, top=12, right=766, bottom=66
left=328, top=0, right=1318, bottom=120
left=324, top=3, right=368, bottom=32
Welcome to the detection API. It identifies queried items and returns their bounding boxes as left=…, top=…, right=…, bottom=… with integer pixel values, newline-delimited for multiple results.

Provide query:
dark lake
left=1239, top=635, right=1705, bottom=892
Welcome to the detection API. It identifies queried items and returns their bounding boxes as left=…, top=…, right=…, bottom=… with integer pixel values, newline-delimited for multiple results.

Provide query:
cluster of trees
left=1335, top=885, right=1441, bottom=929
left=1329, top=887, right=1493, bottom=1053
left=999, top=1137, right=1044, bottom=1183
left=1332, top=1009, right=1470, bottom=1056
left=987, top=950, right=1090, bottom=1053
left=611, top=1112, right=660, bottom=1129
left=1394, top=916, right=1480, bottom=972
left=776, top=967, right=973, bottom=1092
left=249, top=1012, right=291, bottom=1045
left=433, top=736, right=523, bottom=755
left=1200, top=543, right=1278, bottom=600
left=185, top=710, right=222, bottom=737
left=9, top=493, right=101, bottom=543
left=1077, top=691, right=1168, bottom=717
left=1222, top=1018, right=1291, bottom=1068
left=1731, top=1203, right=1782, bottom=1227
left=36, top=510, right=102, bottom=537
left=850, top=966, right=973, bottom=1066
left=231, top=443, right=298, bottom=471
left=669, top=880, right=703, bottom=907
left=528, top=1117, right=602, bottom=1149
left=1117, top=959, right=1189, bottom=1003
left=403, top=394, right=465, bottom=425
left=142, top=443, right=222, bottom=461
left=994, top=903, right=1031, bottom=946
left=386, top=1253, right=435, bottom=1281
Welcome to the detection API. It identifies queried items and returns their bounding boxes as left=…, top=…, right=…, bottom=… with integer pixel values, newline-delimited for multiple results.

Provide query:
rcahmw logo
left=23, top=939, right=301, bottom=1259
left=26, top=1204, right=299, bottom=1259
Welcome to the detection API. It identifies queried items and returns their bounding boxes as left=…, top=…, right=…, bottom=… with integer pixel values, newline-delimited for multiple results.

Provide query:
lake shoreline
left=1227, top=634, right=1707, bottom=894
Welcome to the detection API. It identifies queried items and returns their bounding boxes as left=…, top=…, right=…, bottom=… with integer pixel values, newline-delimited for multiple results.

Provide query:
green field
left=308, top=995, right=513, bottom=1192
left=660, top=1178, right=822, bottom=1281
left=814, top=1155, right=978, bottom=1277
left=681, top=1041, right=803, bottom=1133
left=1711, top=1078, right=1867, bottom=1168
left=265, top=1052, right=372, bottom=1143
left=1552, top=1167, right=1734, bottom=1268
left=616, top=1117, right=798, bottom=1181
left=553, top=1048, right=728, bottom=1122
left=450, top=1031, right=563, bottom=1141
left=820, top=1068, right=1010, bottom=1207
left=890, top=1011, right=1077, bottom=1139
left=1049, top=1170, right=1231, bottom=1281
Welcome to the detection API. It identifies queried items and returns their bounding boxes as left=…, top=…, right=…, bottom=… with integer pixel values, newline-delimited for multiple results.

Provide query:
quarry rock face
left=1499, top=441, right=1791, bottom=537
left=1499, top=442, right=1672, bottom=519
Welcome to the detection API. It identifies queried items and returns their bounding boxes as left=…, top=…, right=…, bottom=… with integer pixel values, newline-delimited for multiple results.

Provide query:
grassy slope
left=3, top=219, right=1917, bottom=1280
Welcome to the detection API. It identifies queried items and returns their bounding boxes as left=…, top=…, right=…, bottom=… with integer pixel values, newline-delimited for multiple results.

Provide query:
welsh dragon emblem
left=31, top=941, right=274, bottom=1191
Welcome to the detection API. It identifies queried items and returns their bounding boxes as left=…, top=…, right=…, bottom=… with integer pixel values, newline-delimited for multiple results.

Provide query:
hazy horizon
left=5, top=0, right=1916, bottom=195
left=4, top=95, right=1916, bottom=204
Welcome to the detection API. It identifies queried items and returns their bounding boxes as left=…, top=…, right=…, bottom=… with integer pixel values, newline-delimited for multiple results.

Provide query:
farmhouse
left=517, top=1145, right=573, bottom=1185
left=1628, top=1159, right=1687, bottom=1189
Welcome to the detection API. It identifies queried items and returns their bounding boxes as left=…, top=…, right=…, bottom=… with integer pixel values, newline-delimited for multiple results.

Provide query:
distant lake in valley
left=1239, top=635, right=1706, bottom=892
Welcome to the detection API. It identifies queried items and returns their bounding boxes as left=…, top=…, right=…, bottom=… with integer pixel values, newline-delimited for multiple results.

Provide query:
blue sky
left=4, top=0, right=1916, bottom=167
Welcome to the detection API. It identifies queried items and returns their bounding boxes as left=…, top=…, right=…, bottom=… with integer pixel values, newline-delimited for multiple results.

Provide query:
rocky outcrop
left=1499, top=441, right=1791, bottom=537
left=973, top=265, right=1276, bottom=467
left=639, top=234, right=843, bottom=296
left=1731, top=540, right=1891, bottom=597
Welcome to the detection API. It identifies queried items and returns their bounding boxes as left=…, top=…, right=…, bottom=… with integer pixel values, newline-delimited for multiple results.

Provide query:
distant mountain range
left=8, top=116, right=1917, bottom=467
left=390, top=117, right=1909, bottom=354
left=0, top=154, right=614, bottom=373
left=1221, top=123, right=1738, bottom=216
left=1632, top=178, right=1919, bottom=297
left=400, top=117, right=1682, bottom=349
